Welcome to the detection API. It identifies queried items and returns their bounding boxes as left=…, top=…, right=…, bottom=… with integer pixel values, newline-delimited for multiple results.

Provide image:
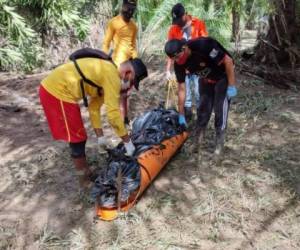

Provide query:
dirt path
left=0, top=66, right=299, bottom=250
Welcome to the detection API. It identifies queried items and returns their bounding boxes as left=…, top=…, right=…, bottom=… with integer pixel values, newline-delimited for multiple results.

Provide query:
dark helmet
left=122, top=0, right=137, bottom=20
left=164, top=39, right=186, bottom=58
left=123, top=0, right=137, bottom=6
left=171, top=3, right=185, bottom=25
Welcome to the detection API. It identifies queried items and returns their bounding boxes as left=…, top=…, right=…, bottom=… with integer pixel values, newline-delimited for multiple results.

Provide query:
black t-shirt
left=174, top=37, right=231, bottom=83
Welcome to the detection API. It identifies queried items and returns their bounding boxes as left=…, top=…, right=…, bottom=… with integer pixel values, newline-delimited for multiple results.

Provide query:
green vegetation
left=0, top=0, right=290, bottom=72
left=0, top=0, right=90, bottom=72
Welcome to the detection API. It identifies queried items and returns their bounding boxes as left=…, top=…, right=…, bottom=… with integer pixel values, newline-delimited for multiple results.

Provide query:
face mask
left=122, top=9, right=134, bottom=21
left=176, top=51, right=189, bottom=65
left=178, top=19, right=186, bottom=28
left=121, top=79, right=131, bottom=91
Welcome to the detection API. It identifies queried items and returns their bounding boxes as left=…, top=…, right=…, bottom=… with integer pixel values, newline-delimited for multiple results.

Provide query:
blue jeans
left=185, top=74, right=200, bottom=108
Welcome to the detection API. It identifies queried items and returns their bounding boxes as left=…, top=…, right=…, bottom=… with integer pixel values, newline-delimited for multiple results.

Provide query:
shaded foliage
left=1, top=0, right=297, bottom=72
left=255, top=0, right=300, bottom=67
left=0, top=0, right=90, bottom=71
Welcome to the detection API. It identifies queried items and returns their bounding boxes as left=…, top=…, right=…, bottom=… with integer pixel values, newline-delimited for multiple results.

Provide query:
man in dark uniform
left=164, top=38, right=237, bottom=155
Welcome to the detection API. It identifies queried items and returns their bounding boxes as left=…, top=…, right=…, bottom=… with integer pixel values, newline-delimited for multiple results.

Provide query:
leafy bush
left=0, top=0, right=91, bottom=72
left=0, top=0, right=277, bottom=72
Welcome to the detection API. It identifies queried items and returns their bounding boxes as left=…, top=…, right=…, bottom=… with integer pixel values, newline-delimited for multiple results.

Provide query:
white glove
left=124, top=139, right=135, bottom=156
left=97, top=136, right=109, bottom=153
left=166, top=71, right=173, bottom=81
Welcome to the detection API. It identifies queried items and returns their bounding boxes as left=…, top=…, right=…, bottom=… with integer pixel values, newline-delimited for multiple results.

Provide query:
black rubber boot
left=214, top=130, right=225, bottom=156
left=197, top=127, right=206, bottom=144
left=192, top=127, right=206, bottom=153
left=184, top=107, right=193, bottom=123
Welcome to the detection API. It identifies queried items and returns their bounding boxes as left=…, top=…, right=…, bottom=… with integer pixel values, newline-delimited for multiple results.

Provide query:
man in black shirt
left=164, top=38, right=237, bottom=155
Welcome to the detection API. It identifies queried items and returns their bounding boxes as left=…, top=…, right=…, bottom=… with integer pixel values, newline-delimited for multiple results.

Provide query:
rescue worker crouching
left=39, top=57, right=148, bottom=189
left=166, top=3, right=208, bottom=124
left=164, top=38, right=237, bottom=155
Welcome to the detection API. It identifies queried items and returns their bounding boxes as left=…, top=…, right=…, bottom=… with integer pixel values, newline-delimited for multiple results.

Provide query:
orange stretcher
left=96, top=131, right=188, bottom=221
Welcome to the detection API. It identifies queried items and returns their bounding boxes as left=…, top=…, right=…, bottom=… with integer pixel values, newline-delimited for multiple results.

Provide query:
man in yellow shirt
left=39, top=56, right=148, bottom=189
left=102, top=0, right=138, bottom=124
left=102, top=0, right=138, bottom=67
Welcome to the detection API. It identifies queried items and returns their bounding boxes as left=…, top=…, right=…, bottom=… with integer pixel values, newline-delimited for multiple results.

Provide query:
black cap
left=164, top=39, right=186, bottom=58
left=130, top=58, right=148, bottom=90
left=123, top=0, right=137, bottom=6
left=171, top=3, right=185, bottom=25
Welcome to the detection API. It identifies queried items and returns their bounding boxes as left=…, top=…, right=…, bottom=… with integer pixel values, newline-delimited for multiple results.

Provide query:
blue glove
left=178, top=114, right=187, bottom=126
left=227, top=86, right=237, bottom=98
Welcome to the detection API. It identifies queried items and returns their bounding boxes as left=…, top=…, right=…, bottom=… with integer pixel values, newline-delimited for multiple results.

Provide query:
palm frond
left=1, top=4, right=36, bottom=43
left=0, top=46, right=23, bottom=70
left=138, top=0, right=178, bottom=55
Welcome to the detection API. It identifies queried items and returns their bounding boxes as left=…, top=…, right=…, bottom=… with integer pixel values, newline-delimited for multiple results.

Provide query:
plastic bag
left=131, top=107, right=184, bottom=155
left=91, top=144, right=141, bottom=207
left=91, top=107, right=185, bottom=207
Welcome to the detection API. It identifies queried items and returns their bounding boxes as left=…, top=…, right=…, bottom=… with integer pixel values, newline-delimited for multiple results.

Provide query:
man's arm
left=178, top=82, right=186, bottom=115
left=101, top=74, right=128, bottom=138
left=102, top=20, right=115, bottom=53
left=166, top=57, right=173, bottom=72
left=88, top=96, right=104, bottom=136
left=165, top=26, right=178, bottom=78
left=165, top=57, right=174, bottom=81
left=131, top=24, right=138, bottom=58
left=173, top=63, right=187, bottom=115
left=223, top=55, right=235, bottom=86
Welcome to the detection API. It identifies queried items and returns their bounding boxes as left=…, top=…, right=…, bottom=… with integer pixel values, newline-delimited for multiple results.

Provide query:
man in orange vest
left=166, top=3, right=208, bottom=123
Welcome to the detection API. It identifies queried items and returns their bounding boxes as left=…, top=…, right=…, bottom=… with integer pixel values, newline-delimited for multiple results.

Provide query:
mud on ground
left=0, top=62, right=299, bottom=250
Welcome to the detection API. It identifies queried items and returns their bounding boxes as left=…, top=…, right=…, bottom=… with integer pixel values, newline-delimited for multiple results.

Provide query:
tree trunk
left=231, top=5, right=240, bottom=42
left=255, top=0, right=299, bottom=67
left=245, top=0, right=256, bottom=30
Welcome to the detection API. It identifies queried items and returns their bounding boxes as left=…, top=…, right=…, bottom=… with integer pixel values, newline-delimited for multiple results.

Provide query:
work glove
left=166, top=71, right=173, bottom=81
left=178, top=114, right=187, bottom=126
left=227, top=86, right=237, bottom=99
left=97, top=136, right=109, bottom=153
left=124, top=139, right=135, bottom=156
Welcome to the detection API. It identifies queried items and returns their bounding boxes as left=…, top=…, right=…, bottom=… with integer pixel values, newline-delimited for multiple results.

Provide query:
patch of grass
left=276, top=112, right=294, bottom=123
left=156, top=193, right=178, bottom=209
left=228, top=126, right=248, bottom=144
left=0, top=226, right=17, bottom=249
left=68, top=228, right=89, bottom=249
left=192, top=189, right=238, bottom=225
left=241, top=78, right=264, bottom=87
left=260, top=146, right=300, bottom=188
left=38, top=225, right=70, bottom=249
left=208, top=223, right=221, bottom=243
left=234, top=91, right=285, bottom=118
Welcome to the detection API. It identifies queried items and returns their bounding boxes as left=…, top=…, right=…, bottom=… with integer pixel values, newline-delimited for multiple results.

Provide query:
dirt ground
left=0, top=61, right=299, bottom=250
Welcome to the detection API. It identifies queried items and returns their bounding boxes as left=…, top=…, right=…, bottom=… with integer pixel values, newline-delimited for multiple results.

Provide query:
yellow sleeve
left=131, top=24, right=138, bottom=58
left=88, top=96, right=103, bottom=128
left=102, top=77, right=127, bottom=137
left=102, top=20, right=115, bottom=53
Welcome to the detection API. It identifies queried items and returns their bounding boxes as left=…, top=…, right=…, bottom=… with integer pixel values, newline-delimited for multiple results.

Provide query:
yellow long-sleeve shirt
left=41, top=58, right=127, bottom=137
left=102, top=15, right=138, bottom=67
